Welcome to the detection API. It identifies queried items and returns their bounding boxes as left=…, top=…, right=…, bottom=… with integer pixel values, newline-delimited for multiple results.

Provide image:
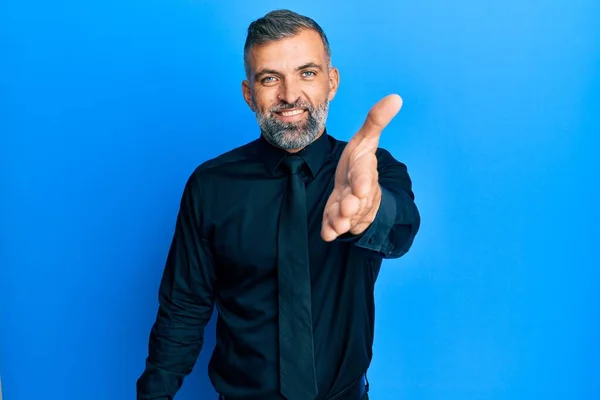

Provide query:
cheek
left=253, top=89, right=279, bottom=113
left=307, top=82, right=331, bottom=105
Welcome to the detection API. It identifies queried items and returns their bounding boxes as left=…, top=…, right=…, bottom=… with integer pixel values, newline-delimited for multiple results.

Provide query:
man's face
left=242, top=29, right=339, bottom=152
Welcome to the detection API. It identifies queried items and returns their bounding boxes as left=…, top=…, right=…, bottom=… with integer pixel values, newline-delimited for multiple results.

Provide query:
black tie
left=277, top=155, right=318, bottom=400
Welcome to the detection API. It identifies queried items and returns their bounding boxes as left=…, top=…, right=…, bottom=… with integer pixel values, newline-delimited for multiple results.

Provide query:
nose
left=278, top=79, right=301, bottom=105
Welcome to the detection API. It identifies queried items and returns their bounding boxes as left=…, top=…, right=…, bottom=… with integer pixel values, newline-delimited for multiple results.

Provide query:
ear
left=327, top=67, right=340, bottom=102
left=242, top=80, right=255, bottom=111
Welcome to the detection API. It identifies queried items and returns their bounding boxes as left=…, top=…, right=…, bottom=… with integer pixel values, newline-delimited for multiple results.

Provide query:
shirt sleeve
left=353, top=148, right=421, bottom=259
left=136, top=172, right=216, bottom=399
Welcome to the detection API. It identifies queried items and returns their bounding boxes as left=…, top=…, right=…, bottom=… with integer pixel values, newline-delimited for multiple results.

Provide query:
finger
left=350, top=220, right=371, bottom=235
left=321, top=222, right=338, bottom=242
left=357, top=94, right=403, bottom=139
left=327, top=201, right=351, bottom=235
left=350, top=169, right=374, bottom=199
left=331, top=217, right=351, bottom=237
left=322, top=201, right=338, bottom=241
left=323, top=203, right=350, bottom=239
left=322, top=204, right=347, bottom=241
left=339, top=192, right=360, bottom=218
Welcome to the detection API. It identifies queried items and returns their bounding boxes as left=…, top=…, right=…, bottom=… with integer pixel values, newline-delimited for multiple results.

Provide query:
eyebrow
left=254, top=62, right=324, bottom=81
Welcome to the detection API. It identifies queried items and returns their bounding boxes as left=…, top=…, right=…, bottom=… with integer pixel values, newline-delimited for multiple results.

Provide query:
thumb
left=358, top=94, right=403, bottom=139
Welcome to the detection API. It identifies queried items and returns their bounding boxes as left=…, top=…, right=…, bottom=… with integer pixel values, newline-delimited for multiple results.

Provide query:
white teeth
left=280, top=109, right=303, bottom=117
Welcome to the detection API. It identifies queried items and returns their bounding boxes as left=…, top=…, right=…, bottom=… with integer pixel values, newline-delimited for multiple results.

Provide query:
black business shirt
left=136, top=129, right=420, bottom=400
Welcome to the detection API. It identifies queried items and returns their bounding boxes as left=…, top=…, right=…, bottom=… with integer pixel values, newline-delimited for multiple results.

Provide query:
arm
left=136, top=173, right=216, bottom=399
left=353, top=149, right=420, bottom=259
left=321, top=95, right=420, bottom=250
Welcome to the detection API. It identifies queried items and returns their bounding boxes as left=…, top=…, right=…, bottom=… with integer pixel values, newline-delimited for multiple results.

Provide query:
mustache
left=269, top=101, right=314, bottom=113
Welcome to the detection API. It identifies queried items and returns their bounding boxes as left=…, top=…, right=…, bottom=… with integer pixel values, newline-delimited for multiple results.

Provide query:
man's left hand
left=321, top=94, right=403, bottom=242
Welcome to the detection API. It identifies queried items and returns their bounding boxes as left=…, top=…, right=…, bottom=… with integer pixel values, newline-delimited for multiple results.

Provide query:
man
left=137, top=9, right=420, bottom=400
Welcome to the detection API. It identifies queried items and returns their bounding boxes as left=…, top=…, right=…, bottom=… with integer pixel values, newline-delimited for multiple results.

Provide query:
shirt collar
left=258, top=128, right=332, bottom=177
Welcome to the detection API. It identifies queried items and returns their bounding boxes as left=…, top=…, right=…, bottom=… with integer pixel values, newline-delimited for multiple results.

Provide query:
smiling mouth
left=273, top=109, right=309, bottom=124
left=278, top=109, right=304, bottom=116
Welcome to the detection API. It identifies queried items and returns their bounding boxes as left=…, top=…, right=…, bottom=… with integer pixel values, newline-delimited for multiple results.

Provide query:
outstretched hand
left=321, top=94, right=403, bottom=242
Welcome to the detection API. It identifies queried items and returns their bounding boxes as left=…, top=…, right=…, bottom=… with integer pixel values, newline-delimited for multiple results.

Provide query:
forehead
left=248, top=29, right=327, bottom=71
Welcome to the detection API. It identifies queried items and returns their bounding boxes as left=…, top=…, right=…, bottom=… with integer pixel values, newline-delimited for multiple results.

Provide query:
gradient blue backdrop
left=1, top=0, right=599, bottom=399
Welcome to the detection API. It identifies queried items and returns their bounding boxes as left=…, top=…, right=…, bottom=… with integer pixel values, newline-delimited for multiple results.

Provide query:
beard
left=253, top=98, right=329, bottom=150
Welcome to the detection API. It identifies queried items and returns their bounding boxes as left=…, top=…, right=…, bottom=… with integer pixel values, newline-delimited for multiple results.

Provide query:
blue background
left=1, top=0, right=599, bottom=399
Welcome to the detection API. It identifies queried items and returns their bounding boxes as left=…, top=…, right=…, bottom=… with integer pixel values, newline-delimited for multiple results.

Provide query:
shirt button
left=369, top=237, right=375, bottom=244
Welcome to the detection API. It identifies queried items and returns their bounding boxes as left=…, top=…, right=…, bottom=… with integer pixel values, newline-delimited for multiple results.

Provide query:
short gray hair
left=243, top=9, right=331, bottom=79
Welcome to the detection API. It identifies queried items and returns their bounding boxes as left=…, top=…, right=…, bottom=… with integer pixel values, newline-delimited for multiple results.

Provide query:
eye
left=302, top=71, right=317, bottom=78
left=261, top=76, right=277, bottom=85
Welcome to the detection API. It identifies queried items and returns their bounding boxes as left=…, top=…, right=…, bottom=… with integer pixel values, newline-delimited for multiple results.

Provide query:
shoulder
left=376, top=146, right=407, bottom=170
left=189, top=138, right=260, bottom=178
left=198, top=138, right=260, bottom=173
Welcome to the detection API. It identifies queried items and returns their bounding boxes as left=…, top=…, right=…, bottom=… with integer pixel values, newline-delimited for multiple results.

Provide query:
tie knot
left=281, top=155, right=306, bottom=175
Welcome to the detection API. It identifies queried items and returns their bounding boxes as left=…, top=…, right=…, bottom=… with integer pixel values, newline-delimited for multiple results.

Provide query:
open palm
left=321, top=94, right=403, bottom=242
